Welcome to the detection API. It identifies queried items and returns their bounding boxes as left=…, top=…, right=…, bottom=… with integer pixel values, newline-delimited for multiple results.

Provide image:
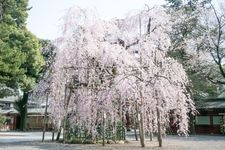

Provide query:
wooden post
left=113, top=112, right=116, bottom=142
left=134, top=114, right=138, bottom=141
left=42, top=91, right=49, bottom=142
left=102, top=112, right=106, bottom=146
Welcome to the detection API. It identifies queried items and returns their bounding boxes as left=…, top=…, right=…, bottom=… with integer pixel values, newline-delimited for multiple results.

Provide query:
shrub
left=0, top=115, right=6, bottom=128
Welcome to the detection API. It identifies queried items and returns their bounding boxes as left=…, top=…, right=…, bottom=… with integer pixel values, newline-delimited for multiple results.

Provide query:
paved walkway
left=0, top=131, right=54, bottom=143
left=0, top=132, right=225, bottom=150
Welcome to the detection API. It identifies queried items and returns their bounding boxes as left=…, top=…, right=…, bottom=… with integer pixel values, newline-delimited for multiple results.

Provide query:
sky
left=27, top=0, right=166, bottom=40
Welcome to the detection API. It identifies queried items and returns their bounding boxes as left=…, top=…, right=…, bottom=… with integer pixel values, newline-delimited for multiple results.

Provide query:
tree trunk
left=157, top=107, right=162, bottom=147
left=20, top=92, right=28, bottom=131
left=139, top=111, right=145, bottom=147
left=134, top=122, right=138, bottom=141
left=134, top=100, right=139, bottom=141
left=52, top=129, right=55, bottom=141
left=63, top=83, right=72, bottom=143
left=150, top=132, right=153, bottom=141
left=139, top=90, right=145, bottom=147
left=56, top=126, right=62, bottom=141
left=63, top=117, right=67, bottom=144
left=123, top=126, right=126, bottom=140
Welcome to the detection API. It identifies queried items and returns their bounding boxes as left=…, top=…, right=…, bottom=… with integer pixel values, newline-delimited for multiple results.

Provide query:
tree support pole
left=102, top=112, right=106, bottom=146
left=42, top=91, right=49, bottom=142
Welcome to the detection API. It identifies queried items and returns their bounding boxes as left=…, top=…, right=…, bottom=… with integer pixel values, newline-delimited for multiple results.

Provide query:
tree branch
left=209, top=2, right=225, bottom=79
left=206, top=76, right=225, bottom=85
left=125, top=39, right=140, bottom=49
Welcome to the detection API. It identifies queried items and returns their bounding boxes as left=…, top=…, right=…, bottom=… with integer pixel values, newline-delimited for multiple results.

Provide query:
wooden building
left=0, top=96, right=52, bottom=131
left=0, top=96, right=19, bottom=130
left=195, top=98, right=225, bottom=134
left=27, top=107, right=53, bottom=130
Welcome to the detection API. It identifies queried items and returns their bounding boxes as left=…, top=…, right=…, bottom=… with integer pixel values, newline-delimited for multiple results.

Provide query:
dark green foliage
left=0, top=0, right=44, bottom=131
left=64, top=121, right=126, bottom=144
left=0, top=86, right=14, bottom=98
left=0, top=114, right=6, bottom=128
left=166, top=0, right=182, bottom=8
left=166, top=0, right=211, bottom=10
left=0, top=0, right=44, bottom=93
left=0, top=0, right=29, bottom=27
left=0, top=39, right=26, bottom=89
left=189, top=73, right=218, bottom=99
left=116, top=122, right=126, bottom=141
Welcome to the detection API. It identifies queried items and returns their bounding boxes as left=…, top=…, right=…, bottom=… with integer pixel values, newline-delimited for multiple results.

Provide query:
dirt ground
left=0, top=135, right=225, bottom=150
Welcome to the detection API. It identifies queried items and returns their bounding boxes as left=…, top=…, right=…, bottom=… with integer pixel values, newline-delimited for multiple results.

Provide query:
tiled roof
left=196, top=98, right=225, bottom=109
left=0, top=108, right=18, bottom=114
left=27, top=108, right=45, bottom=114
left=0, top=107, right=46, bottom=115
left=0, top=96, right=18, bottom=103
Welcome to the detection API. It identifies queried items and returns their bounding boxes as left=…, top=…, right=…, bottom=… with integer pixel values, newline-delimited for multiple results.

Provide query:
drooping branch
left=47, top=7, right=195, bottom=146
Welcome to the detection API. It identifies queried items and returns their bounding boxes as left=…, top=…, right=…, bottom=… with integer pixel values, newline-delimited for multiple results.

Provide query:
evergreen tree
left=0, top=0, right=44, bottom=131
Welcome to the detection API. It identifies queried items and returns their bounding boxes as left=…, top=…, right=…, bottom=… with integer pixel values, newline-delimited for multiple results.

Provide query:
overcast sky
left=27, top=0, right=166, bottom=40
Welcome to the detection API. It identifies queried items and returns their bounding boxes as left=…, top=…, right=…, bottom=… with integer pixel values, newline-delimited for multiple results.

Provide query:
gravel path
left=0, top=135, right=225, bottom=150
